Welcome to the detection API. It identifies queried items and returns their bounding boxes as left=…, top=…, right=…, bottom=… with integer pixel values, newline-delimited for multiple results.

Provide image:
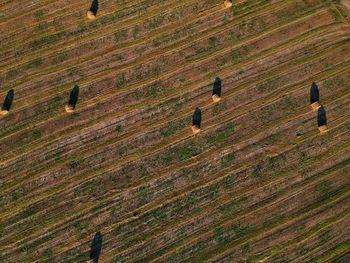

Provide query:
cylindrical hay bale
left=87, top=11, right=96, bottom=20
left=66, top=85, right=79, bottom=112
left=310, top=82, right=320, bottom=111
left=1, top=89, right=14, bottom=116
left=89, top=232, right=103, bottom=263
left=212, top=77, right=222, bottom=102
left=224, top=0, right=233, bottom=8
left=65, top=105, right=75, bottom=113
left=191, top=107, right=202, bottom=134
left=317, top=106, right=328, bottom=133
left=87, top=0, right=99, bottom=20
left=0, top=110, right=9, bottom=116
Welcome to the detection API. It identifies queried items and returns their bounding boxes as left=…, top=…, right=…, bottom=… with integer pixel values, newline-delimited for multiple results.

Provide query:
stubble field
left=0, top=0, right=350, bottom=262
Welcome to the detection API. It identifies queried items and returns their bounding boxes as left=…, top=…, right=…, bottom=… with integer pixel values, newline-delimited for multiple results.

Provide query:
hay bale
left=66, top=85, right=79, bottom=112
left=310, top=101, right=321, bottom=111
left=191, top=125, right=201, bottom=134
left=212, top=77, right=222, bottom=102
left=310, top=82, right=320, bottom=110
left=0, top=110, right=9, bottom=116
left=65, top=105, right=75, bottom=113
left=317, top=106, right=327, bottom=133
left=212, top=94, right=221, bottom=102
left=224, top=0, right=233, bottom=8
left=87, top=10, right=96, bottom=20
left=1, top=89, right=14, bottom=116
left=192, top=107, right=202, bottom=134
left=87, top=0, right=99, bottom=20
left=318, top=125, right=328, bottom=133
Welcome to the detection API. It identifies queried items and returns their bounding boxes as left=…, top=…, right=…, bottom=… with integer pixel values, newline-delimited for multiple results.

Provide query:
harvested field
left=0, top=0, right=350, bottom=262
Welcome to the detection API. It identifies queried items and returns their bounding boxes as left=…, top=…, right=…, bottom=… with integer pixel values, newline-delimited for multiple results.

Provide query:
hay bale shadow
left=212, top=77, right=222, bottom=102
left=89, top=232, right=103, bottom=263
left=310, top=82, right=320, bottom=111
left=317, top=106, right=328, bottom=133
left=1, top=89, right=14, bottom=115
left=66, top=85, right=79, bottom=112
left=310, top=82, right=319, bottom=104
left=192, top=107, right=202, bottom=134
left=87, top=0, right=99, bottom=19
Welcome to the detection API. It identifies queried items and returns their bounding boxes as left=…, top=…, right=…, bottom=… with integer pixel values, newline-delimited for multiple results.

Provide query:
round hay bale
left=0, top=110, right=9, bottom=116
left=87, top=10, right=96, bottom=20
left=310, top=101, right=321, bottom=111
left=212, top=94, right=221, bottom=103
left=224, top=0, right=233, bottom=8
left=191, top=125, right=201, bottom=134
left=65, top=105, right=75, bottom=113
left=318, top=125, right=328, bottom=133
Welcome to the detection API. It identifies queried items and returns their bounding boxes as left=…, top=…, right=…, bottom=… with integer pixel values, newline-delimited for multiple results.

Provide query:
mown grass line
left=80, top=176, right=350, bottom=262
left=0, top=10, right=340, bottom=167
left=1, top=0, right=344, bottom=262
left=0, top=0, right=194, bottom=54
left=315, top=240, right=350, bottom=263
left=149, top=175, right=350, bottom=262
left=2, top=39, right=350, bottom=208
left=2, top=29, right=342, bottom=167
left=236, top=205, right=350, bottom=262
left=101, top=141, right=350, bottom=261
left=0, top=0, right=289, bottom=106
left=0, top=0, right=203, bottom=70
left=0, top=2, right=308, bottom=87
left=1, top=89, right=348, bottom=254
left=1, top=24, right=346, bottom=184
left=106, top=121, right=350, bottom=260
left=264, top=215, right=350, bottom=263
left=3, top=93, right=350, bottom=260
left=0, top=0, right=149, bottom=41
left=4, top=94, right=350, bottom=262
left=17, top=114, right=350, bottom=262
left=1, top=16, right=342, bottom=152
left=210, top=199, right=350, bottom=262
left=0, top=0, right=222, bottom=76
left=0, top=25, right=340, bottom=196
left=1, top=0, right=274, bottom=77
left=2, top=47, right=350, bottom=229
left=0, top=0, right=324, bottom=119
left=2, top=57, right=348, bottom=225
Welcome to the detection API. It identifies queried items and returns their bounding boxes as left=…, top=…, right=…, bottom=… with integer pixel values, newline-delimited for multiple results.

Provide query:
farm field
left=0, top=0, right=350, bottom=262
